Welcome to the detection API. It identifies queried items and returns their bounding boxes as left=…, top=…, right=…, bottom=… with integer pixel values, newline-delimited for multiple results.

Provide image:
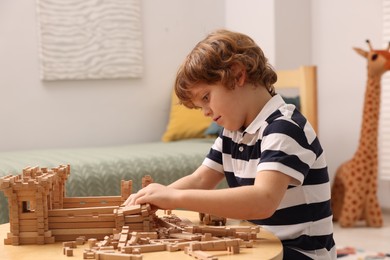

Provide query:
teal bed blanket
left=0, top=138, right=221, bottom=224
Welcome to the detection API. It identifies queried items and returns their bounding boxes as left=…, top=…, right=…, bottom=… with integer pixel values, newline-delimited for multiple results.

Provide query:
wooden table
left=0, top=210, right=283, bottom=260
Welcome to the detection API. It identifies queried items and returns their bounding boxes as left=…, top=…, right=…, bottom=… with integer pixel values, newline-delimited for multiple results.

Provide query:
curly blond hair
left=174, top=29, right=277, bottom=108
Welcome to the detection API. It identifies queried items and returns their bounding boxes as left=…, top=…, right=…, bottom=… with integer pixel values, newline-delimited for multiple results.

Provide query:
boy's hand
left=122, top=192, right=138, bottom=207
left=123, top=183, right=179, bottom=210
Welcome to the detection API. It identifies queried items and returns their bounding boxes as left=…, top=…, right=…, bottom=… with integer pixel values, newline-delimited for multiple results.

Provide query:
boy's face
left=190, top=83, right=250, bottom=131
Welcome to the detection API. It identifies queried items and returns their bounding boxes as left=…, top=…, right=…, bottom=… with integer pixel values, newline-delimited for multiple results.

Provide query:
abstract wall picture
left=36, top=0, right=143, bottom=80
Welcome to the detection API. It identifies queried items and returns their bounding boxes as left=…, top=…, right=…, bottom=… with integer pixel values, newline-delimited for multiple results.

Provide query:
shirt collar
left=243, top=94, right=286, bottom=135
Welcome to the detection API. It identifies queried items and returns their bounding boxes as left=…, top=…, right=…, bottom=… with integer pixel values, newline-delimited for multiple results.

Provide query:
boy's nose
left=203, top=107, right=212, bottom=117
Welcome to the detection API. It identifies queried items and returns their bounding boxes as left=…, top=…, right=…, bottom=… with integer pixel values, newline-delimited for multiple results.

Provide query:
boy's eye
left=202, top=94, right=209, bottom=102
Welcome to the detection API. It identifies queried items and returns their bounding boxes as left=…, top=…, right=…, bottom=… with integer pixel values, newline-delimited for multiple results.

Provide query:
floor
left=333, top=208, right=390, bottom=258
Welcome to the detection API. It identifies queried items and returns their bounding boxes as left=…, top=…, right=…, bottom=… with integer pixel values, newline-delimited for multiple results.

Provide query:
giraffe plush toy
left=331, top=40, right=390, bottom=227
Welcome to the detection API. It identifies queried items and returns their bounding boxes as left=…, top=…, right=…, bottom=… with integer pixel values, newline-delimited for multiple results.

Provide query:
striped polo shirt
left=203, top=94, right=336, bottom=259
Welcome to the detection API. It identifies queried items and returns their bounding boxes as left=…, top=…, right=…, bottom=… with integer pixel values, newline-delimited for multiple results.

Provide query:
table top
left=0, top=210, right=283, bottom=260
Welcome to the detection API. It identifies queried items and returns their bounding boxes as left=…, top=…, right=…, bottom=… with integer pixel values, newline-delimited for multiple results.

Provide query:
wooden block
left=111, top=241, right=119, bottom=250
left=124, top=223, right=145, bottom=231
left=184, top=247, right=218, bottom=260
left=127, top=235, right=139, bottom=245
left=120, top=180, right=133, bottom=203
left=124, top=243, right=166, bottom=253
left=201, top=233, right=212, bottom=241
left=88, top=238, right=98, bottom=248
left=19, top=237, right=41, bottom=245
left=19, top=224, right=38, bottom=232
left=124, top=215, right=144, bottom=223
left=141, top=210, right=149, bottom=217
left=121, top=226, right=130, bottom=234
left=19, top=231, right=39, bottom=238
left=4, top=237, right=12, bottom=245
left=76, top=236, right=86, bottom=245
left=119, top=233, right=129, bottom=243
left=95, top=251, right=143, bottom=260
left=141, top=175, right=153, bottom=188
left=99, top=246, right=115, bottom=251
left=63, top=241, right=77, bottom=248
left=228, top=225, right=260, bottom=233
left=48, top=206, right=117, bottom=217
left=112, top=232, right=121, bottom=240
left=141, top=204, right=151, bottom=212
left=19, top=212, right=37, bottom=220
left=228, top=245, right=240, bottom=254
left=36, top=236, right=45, bottom=245
left=48, top=214, right=115, bottom=223
left=210, top=240, right=226, bottom=250
left=63, top=196, right=122, bottom=208
left=169, top=232, right=201, bottom=241
left=44, top=236, right=55, bottom=244
left=63, top=247, right=73, bottom=256
left=49, top=220, right=116, bottom=229
left=7, top=235, right=19, bottom=246
left=131, top=232, right=158, bottom=239
left=120, top=205, right=142, bottom=215
left=64, top=196, right=122, bottom=204
left=51, top=227, right=114, bottom=236
left=166, top=242, right=192, bottom=252
left=0, top=179, right=11, bottom=189
left=55, top=233, right=107, bottom=242
left=83, top=249, right=96, bottom=259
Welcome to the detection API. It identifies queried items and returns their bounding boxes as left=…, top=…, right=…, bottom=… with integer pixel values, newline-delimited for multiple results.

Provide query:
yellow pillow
left=162, top=91, right=212, bottom=142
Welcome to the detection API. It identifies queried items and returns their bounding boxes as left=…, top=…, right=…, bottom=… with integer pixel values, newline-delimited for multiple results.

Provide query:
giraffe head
left=354, top=40, right=390, bottom=77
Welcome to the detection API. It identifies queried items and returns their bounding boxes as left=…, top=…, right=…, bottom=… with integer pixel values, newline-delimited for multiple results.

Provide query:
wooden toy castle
left=0, top=164, right=155, bottom=245
left=1, top=165, right=262, bottom=260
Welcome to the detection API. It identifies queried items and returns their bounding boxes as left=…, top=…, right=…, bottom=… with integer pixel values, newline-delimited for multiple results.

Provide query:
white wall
left=225, top=0, right=311, bottom=69
left=311, top=0, right=383, bottom=180
left=312, top=0, right=390, bottom=208
left=225, top=0, right=276, bottom=65
left=0, top=0, right=225, bottom=152
left=274, top=0, right=312, bottom=69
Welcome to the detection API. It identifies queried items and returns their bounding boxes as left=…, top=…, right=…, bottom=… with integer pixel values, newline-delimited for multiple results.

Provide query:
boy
left=126, top=29, right=336, bottom=259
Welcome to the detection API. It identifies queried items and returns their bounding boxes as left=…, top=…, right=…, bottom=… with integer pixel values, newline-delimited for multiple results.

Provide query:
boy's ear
left=232, top=63, right=246, bottom=87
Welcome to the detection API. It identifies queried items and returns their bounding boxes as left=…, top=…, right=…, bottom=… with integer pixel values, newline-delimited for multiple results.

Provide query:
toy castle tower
left=0, top=165, right=70, bottom=245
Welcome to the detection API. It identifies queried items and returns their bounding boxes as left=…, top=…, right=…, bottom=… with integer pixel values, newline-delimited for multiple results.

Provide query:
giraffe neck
left=356, top=75, right=381, bottom=157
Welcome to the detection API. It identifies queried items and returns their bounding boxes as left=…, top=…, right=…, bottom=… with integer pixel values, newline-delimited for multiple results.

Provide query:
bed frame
left=274, top=66, right=318, bottom=133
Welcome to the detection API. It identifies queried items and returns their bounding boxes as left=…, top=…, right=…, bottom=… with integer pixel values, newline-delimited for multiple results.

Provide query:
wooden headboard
left=274, top=66, right=318, bottom=133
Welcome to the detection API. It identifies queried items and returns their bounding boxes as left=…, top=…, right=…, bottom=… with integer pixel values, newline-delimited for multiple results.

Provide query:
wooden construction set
left=0, top=164, right=261, bottom=259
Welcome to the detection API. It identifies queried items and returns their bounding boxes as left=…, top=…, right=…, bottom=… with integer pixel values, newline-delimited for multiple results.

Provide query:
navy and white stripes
left=203, top=95, right=336, bottom=259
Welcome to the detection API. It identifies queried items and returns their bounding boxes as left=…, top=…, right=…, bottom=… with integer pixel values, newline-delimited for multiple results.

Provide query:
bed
left=0, top=65, right=317, bottom=224
left=0, top=139, right=219, bottom=224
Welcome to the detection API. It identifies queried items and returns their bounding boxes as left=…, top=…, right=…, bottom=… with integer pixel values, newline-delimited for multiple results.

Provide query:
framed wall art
left=36, top=0, right=143, bottom=80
